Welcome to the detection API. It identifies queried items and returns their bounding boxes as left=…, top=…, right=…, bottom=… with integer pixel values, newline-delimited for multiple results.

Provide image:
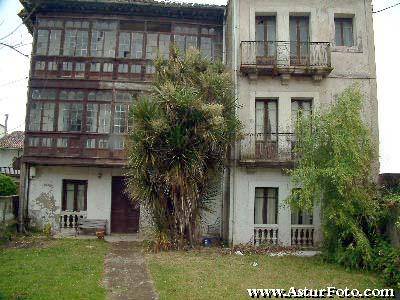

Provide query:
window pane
left=255, top=101, right=265, bottom=139
left=99, top=104, right=111, bottom=133
left=75, top=30, right=89, bottom=56
left=48, top=61, right=58, bottom=71
left=174, top=35, right=185, bottom=56
left=86, top=103, right=98, bottom=132
left=268, top=101, right=277, bottom=134
left=28, top=137, right=40, bottom=147
left=254, top=188, right=278, bottom=224
left=70, top=103, right=83, bottom=131
left=63, top=62, right=73, bottom=71
left=42, top=103, right=55, bottom=131
left=335, top=20, right=342, bottom=46
left=186, top=36, right=197, bottom=51
left=132, top=32, right=144, bottom=59
left=98, top=139, right=109, bottom=149
left=103, top=63, right=113, bottom=72
left=36, top=29, right=49, bottom=55
left=57, top=138, right=68, bottom=148
left=343, top=20, right=354, bottom=46
left=159, top=34, right=170, bottom=59
left=254, top=188, right=265, bottom=224
left=104, top=31, right=117, bottom=57
left=90, top=62, right=101, bottom=72
left=112, top=137, right=125, bottom=150
left=63, top=30, right=76, bottom=56
left=116, top=92, right=133, bottom=102
left=200, top=37, right=212, bottom=59
left=146, top=33, right=158, bottom=59
left=35, top=61, right=46, bottom=71
left=91, top=30, right=104, bottom=57
left=146, top=64, right=155, bottom=74
left=58, top=103, right=69, bottom=131
left=118, top=32, right=131, bottom=58
left=66, top=184, right=75, bottom=211
left=32, top=89, right=57, bottom=100
left=48, top=30, right=61, bottom=55
left=131, top=64, right=142, bottom=74
left=85, top=138, right=96, bottom=149
left=41, top=137, right=53, bottom=147
left=29, top=102, right=42, bottom=131
left=58, top=103, right=83, bottom=131
left=114, top=104, right=127, bottom=133
left=118, top=64, right=129, bottom=73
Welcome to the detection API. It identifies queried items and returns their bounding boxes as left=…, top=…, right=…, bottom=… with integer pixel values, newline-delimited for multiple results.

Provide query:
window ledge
left=331, top=45, right=363, bottom=53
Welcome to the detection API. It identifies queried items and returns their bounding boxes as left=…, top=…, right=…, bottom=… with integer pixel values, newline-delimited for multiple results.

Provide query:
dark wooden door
left=111, top=177, right=139, bottom=233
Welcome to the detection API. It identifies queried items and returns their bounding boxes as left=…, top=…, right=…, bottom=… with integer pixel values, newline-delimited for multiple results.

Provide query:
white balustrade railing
left=59, top=211, right=87, bottom=229
left=254, top=224, right=279, bottom=245
left=291, top=225, right=315, bottom=247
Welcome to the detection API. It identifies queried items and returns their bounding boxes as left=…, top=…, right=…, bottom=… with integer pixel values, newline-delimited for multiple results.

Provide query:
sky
left=0, top=0, right=398, bottom=173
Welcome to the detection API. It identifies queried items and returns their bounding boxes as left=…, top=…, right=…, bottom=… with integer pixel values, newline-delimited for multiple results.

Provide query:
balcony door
left=290, top=16, right=309, bottom=66
left=255, top=16, right=276, bottom=65
left=255, top=99, right=278, bottom=159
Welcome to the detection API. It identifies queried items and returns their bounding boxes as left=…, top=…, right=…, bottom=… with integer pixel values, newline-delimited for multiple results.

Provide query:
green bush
left=0, top=174, right=17, bottom=196
left=371, top=239, right=400, bottom=289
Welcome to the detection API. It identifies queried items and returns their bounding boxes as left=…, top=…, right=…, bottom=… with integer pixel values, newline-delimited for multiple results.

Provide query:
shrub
left=371, top=239, right=400, bottom=289
left=0, top=174, right=17, bottom=196
left=126, top=47, right=241, bottom=248
left=288, top=87, right=379, bottom=269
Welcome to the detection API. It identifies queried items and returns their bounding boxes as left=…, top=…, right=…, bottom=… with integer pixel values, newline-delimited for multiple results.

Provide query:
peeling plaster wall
left=28, top=166, right=122, bottom=233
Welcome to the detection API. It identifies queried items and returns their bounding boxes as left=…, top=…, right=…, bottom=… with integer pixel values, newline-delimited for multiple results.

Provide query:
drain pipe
left=230, top=0, right=239, bottom=246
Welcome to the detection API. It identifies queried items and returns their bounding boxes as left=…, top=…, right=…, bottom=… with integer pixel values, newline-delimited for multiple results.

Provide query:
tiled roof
left=20, top=0, right=225, bottom=33
left=0, top=131, right=25, bottom=149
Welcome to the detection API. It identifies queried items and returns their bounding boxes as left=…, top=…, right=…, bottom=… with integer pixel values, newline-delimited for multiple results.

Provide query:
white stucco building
left=19, top=0, right=378, bottom=246
left=222, top=0, right=378, bottom=246
left=0, top=131, right=24, bottom=179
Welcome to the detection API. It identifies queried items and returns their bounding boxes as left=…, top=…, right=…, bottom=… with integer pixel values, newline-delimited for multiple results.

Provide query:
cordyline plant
left=125, top=47, right=241, bottom=249
left=288, top=87, right=380, bottom=268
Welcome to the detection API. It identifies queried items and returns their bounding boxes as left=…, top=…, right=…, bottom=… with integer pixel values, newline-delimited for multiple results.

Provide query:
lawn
left=0, top=237, right=109, bottom=300
left=147, top=249, right=384, bottom=300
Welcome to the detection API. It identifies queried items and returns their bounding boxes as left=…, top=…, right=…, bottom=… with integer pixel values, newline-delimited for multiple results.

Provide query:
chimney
left=4, top=114, right=8, bottom=134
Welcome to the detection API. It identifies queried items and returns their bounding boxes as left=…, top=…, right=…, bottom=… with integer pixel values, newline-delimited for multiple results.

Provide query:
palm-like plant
left=125, top=47, right=241, bottom=248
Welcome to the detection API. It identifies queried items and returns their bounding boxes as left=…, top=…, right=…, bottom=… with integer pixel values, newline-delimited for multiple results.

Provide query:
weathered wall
left=27, top=165, right=223, bottom=238
left=227, top=0, right=378, bottom=244
left=230, top=168, right=322, bottom=245
left=28, top=166, right=121, bottom=233
left=0, top=149, right=22, bottom=168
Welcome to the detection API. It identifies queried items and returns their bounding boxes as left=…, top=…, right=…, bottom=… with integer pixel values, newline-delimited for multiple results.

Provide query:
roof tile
left=0, top=131, right=25, bottom=149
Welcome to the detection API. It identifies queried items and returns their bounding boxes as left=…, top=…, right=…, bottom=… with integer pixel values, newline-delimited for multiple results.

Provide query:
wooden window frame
left=335, top=17, right=354, bottom=47
left=62, top=179, right=88, bottom=211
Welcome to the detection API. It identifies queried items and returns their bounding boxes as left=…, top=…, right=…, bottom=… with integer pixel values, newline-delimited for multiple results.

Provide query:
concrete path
left=104, top=242, right=158, bottom=300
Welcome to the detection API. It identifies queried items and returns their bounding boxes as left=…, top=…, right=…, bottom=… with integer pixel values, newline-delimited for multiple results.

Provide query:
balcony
left=239, top=133, right=295, bottom=168
left=240, top=41, right=333, bottom=80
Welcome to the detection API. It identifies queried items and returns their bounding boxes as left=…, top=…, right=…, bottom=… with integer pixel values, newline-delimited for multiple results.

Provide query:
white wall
left=0, top=149, right=22, bottom=168
left=28, top=165, right=122, bottom=234
left=227, top=0, right=378, bottom=244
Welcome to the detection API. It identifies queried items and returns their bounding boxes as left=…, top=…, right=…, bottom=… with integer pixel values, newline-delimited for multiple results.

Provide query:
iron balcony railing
left=241, top=41, right=331, bottom=68
left=239, top=133, right=296, bottom=162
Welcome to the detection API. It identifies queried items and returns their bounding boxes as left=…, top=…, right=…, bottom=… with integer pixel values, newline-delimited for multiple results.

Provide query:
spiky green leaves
left=125, top=47, right=241, bottom=248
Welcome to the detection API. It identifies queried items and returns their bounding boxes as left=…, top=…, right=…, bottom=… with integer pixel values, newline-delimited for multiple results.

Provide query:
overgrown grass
left=148, top=249, right=384, bottom=300
left=0, top=237, right=109, bottom=300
